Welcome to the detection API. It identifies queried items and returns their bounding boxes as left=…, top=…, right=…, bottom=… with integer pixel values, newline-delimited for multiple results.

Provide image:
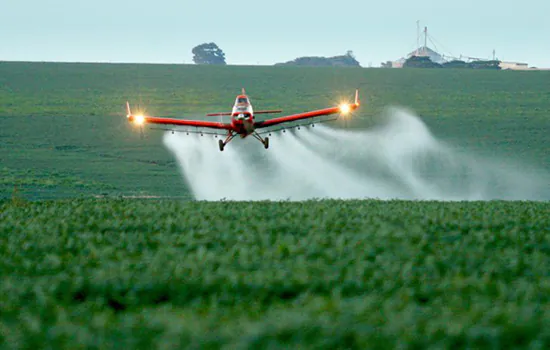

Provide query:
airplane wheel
left=264, top=137, right=269, bottom=149
left=218, top=139, right=225, bottom=152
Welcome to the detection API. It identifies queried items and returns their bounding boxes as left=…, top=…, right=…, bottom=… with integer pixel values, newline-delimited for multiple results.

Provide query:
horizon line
left=1, top=59, right=548, bottom=70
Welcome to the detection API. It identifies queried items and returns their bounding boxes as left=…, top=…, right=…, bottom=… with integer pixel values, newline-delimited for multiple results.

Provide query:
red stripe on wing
left=129, top=115, right=233, bottom=130
left=254, top=104, right=357, bottom=128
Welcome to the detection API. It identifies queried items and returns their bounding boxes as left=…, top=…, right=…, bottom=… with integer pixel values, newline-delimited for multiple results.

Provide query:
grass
left=1, top=62, right=549, bottom=347
left=1, top=198, right=550, bottom=348
left=1, top=62, right=549, bottom=199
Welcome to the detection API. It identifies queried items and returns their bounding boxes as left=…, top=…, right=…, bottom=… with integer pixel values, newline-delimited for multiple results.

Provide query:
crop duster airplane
left=126, top=89, right=360, bottom=151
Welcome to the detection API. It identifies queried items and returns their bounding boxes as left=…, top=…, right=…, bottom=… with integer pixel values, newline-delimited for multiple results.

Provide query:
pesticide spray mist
left=163, top=107, right=549, bottom=201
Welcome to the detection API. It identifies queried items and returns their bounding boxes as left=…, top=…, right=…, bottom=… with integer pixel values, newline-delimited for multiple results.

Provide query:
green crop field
left=2, top=198, right=550, bottom=348
left=1, top=62, right=550, bottom=348
left=1, top=61, right=549, bottom=199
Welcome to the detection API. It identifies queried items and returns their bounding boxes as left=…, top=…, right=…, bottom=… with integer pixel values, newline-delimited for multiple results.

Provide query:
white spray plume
left=162, top=107, right=549, bottom=201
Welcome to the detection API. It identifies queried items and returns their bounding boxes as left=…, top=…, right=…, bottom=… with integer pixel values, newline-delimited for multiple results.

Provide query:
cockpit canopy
left=236, top=96, right=249, bottom=104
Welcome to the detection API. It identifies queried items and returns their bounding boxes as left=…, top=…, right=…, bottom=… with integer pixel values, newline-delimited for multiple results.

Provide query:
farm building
left=499, top=61, right=529, bottom=70
left=392, top=46, right=446, bottom=68
left=385, top=23, right=537, bottom=69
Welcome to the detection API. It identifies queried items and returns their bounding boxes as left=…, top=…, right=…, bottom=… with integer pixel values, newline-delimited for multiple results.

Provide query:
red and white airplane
left=126, top=89, right=359, bottom=151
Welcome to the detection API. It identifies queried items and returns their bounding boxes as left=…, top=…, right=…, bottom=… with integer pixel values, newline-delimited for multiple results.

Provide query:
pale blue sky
left=1, top=0, right=549, bottom=67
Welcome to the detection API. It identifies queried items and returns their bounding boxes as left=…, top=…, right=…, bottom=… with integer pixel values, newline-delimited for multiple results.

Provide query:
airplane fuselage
left=230, top=94, right=255, bottom=137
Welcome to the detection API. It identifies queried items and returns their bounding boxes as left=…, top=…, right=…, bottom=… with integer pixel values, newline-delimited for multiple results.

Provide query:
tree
left=192, top=43, right=226, bottom=65
left=275, top=51, right=361, bottom=67
left=442, top=60, right=469, bottom=69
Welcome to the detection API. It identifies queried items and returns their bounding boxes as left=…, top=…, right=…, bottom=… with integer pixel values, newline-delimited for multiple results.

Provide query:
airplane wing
left=254, top=90, right=359, bottom=129
left=126, top=102, right=232, bottom=130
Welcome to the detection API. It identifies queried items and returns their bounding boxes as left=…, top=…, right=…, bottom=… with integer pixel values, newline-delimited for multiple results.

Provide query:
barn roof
left=406, top=46, right=446, bottom=64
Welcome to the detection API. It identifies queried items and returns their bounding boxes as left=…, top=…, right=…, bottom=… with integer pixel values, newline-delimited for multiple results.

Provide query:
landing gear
left=219, top=131, right=269, bottom=151
left=252, top=132, right=269, bottom=150
left=218, top=131, right=235, bottom=152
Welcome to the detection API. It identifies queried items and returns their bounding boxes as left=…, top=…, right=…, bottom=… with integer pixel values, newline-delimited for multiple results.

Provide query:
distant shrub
left=442, top=60, right=470, bottom=68
left=275, top=51, right=361, bottom=67
left=405, top=56, right=502, bottom=70
left=403, top=56, right=442, bottom=68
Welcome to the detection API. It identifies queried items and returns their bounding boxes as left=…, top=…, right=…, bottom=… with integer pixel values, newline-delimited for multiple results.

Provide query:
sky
left=1, top=0, right=549, bottom=68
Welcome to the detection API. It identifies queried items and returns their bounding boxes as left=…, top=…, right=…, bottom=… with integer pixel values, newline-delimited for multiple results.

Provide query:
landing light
left=339, top=103, right=351, bottom=114
left=134, top=115, right=145, bottom=125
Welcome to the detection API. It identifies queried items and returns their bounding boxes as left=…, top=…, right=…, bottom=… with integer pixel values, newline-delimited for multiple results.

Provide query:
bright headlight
left=339, top=104, right=351, bottom=114
left=135, top=115, right=145, bottom=125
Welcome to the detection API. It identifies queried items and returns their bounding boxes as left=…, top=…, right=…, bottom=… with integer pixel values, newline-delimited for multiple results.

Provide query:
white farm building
left=392, top=46, right=446, bottom=68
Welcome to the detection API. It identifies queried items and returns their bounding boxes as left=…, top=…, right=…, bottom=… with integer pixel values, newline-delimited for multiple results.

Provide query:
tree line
left=191, top=43, right=360, bottom=67
left=381, top=56, right=502, bottom=69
